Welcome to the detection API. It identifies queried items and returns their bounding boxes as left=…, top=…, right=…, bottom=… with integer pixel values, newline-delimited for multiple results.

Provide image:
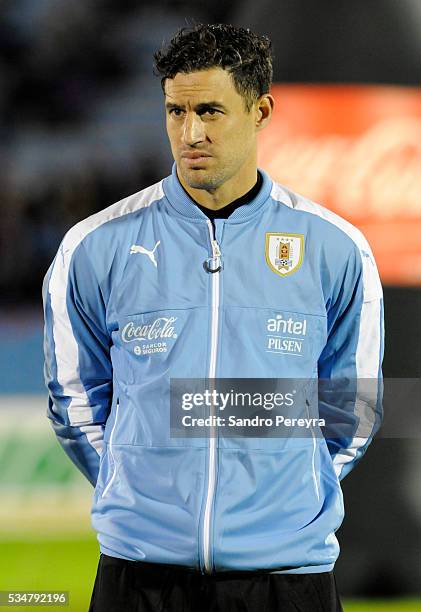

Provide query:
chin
left=183, top=169, right=213, bottom=189
left=182, top=169, right=220, bottom=190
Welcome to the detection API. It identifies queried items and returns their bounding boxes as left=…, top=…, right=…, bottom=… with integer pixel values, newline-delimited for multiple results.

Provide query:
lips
left=181, top=152, right=212, bottom=159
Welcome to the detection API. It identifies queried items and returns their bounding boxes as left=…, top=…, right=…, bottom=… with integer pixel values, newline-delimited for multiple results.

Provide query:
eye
left=199, top=108, right=221, bottom=117
left=169, top=108, right=184, bottom=117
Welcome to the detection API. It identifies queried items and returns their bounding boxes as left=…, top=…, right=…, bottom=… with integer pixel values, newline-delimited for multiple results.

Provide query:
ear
left=255, top=94, right=275, bottom=131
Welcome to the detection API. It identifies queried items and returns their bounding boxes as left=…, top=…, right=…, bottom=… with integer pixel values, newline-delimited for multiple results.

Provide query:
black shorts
left=88, top=553, right=343, bottom=612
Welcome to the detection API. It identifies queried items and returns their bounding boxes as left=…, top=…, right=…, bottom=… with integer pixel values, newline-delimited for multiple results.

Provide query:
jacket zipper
left=202, top=220, right=222, bottom=574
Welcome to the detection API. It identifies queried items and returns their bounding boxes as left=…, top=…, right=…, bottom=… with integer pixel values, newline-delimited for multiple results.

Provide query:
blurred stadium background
left=1, top=1, right=421, bottom=610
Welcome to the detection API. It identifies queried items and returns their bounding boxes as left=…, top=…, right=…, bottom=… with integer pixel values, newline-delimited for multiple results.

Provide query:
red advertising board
left=258, top=85, right=421, bottom=285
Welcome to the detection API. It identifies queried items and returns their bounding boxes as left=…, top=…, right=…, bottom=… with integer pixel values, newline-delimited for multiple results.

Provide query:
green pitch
left=0, top=536, right=420, bottom=611
left=345, top=603, right=421, bottom=611
left=0, top=536, right=98, bottom=611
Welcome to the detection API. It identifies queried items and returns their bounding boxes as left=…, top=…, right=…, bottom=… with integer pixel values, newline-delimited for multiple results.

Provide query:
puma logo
left=130, top=241, right=161, bottom=267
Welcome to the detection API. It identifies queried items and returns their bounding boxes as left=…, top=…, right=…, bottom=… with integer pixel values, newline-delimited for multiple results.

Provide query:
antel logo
left=267, top=314, right=307, bottom=336
left=122, top=317, right=178, bottom=343
left=266, top=314, right=307, bottom=355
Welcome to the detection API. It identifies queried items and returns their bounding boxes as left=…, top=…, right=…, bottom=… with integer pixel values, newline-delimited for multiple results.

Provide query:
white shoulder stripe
left=271, top=182, right=383, bottom=302
left=271, top=181, right=369, bottom=251
left=58, top=180, right=164, bottom=274
left=47, top=180, right=164, bottom=429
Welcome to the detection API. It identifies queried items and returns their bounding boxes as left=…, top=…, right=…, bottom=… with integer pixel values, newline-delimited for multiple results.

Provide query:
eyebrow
left=165, top=101, right=227, bottom=112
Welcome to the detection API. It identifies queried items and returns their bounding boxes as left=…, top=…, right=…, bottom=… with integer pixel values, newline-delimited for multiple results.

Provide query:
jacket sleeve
left=42, top=236, right=112, bottom=487
left=318, top=238, right=384, bottom=481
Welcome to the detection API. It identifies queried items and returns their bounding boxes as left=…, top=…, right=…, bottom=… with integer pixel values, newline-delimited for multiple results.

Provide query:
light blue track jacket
left=43, top=163, right=384, bottom=574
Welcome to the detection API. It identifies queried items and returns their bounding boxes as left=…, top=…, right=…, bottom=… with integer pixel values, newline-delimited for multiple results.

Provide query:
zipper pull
left=204, top=239, right=222, bottom=274
left=211, top=239, right=221, bottom=259
left=204, top=221, right=223, bottom=273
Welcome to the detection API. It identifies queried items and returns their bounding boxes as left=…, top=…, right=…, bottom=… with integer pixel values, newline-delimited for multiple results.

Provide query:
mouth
left=181, top=152, right=212, bottom=166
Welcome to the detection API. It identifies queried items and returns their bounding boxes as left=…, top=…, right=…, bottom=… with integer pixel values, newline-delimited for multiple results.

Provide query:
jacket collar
left=163, top=162, right=273, bottom=223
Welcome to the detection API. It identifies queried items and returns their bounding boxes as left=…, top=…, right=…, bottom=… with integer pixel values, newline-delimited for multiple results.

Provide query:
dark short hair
left=153, top=23, right=273, bottom=112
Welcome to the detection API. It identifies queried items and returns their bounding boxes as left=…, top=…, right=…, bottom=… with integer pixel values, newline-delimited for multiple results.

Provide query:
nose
left=182, top=112, right=206, bottom=146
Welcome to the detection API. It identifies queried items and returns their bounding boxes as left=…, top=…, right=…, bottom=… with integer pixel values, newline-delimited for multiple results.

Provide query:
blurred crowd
left=1, top=0, right=421, bottom=304
left=0, top=0, right=224, bottom=303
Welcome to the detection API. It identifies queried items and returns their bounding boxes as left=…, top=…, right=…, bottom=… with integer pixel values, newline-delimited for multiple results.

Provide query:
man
left=42, top=23, right=384, bottom=612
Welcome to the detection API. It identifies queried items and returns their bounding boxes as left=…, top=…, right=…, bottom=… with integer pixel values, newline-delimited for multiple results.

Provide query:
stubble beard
left=179, top=159, right=235, bottom=192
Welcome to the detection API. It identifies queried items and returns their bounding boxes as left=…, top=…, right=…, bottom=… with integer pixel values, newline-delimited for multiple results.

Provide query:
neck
left=176, top=157, right=258, bottom=211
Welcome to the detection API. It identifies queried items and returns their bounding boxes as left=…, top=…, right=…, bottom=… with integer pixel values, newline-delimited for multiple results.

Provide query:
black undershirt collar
left=182, top=171, right=263, bottom=223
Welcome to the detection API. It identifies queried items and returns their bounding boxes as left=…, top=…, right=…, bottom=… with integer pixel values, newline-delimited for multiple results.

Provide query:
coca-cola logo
left=261, top=116, right=421, bottom=219
left=122, top=317, right=178, bottom=343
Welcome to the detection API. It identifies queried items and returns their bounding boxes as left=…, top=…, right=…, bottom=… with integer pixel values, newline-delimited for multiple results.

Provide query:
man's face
left=164, top=67, right=258, bottom=191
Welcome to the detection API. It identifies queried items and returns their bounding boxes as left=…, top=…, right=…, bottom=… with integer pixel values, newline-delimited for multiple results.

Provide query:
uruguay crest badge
left=265, top=233, right=304, bottom=277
